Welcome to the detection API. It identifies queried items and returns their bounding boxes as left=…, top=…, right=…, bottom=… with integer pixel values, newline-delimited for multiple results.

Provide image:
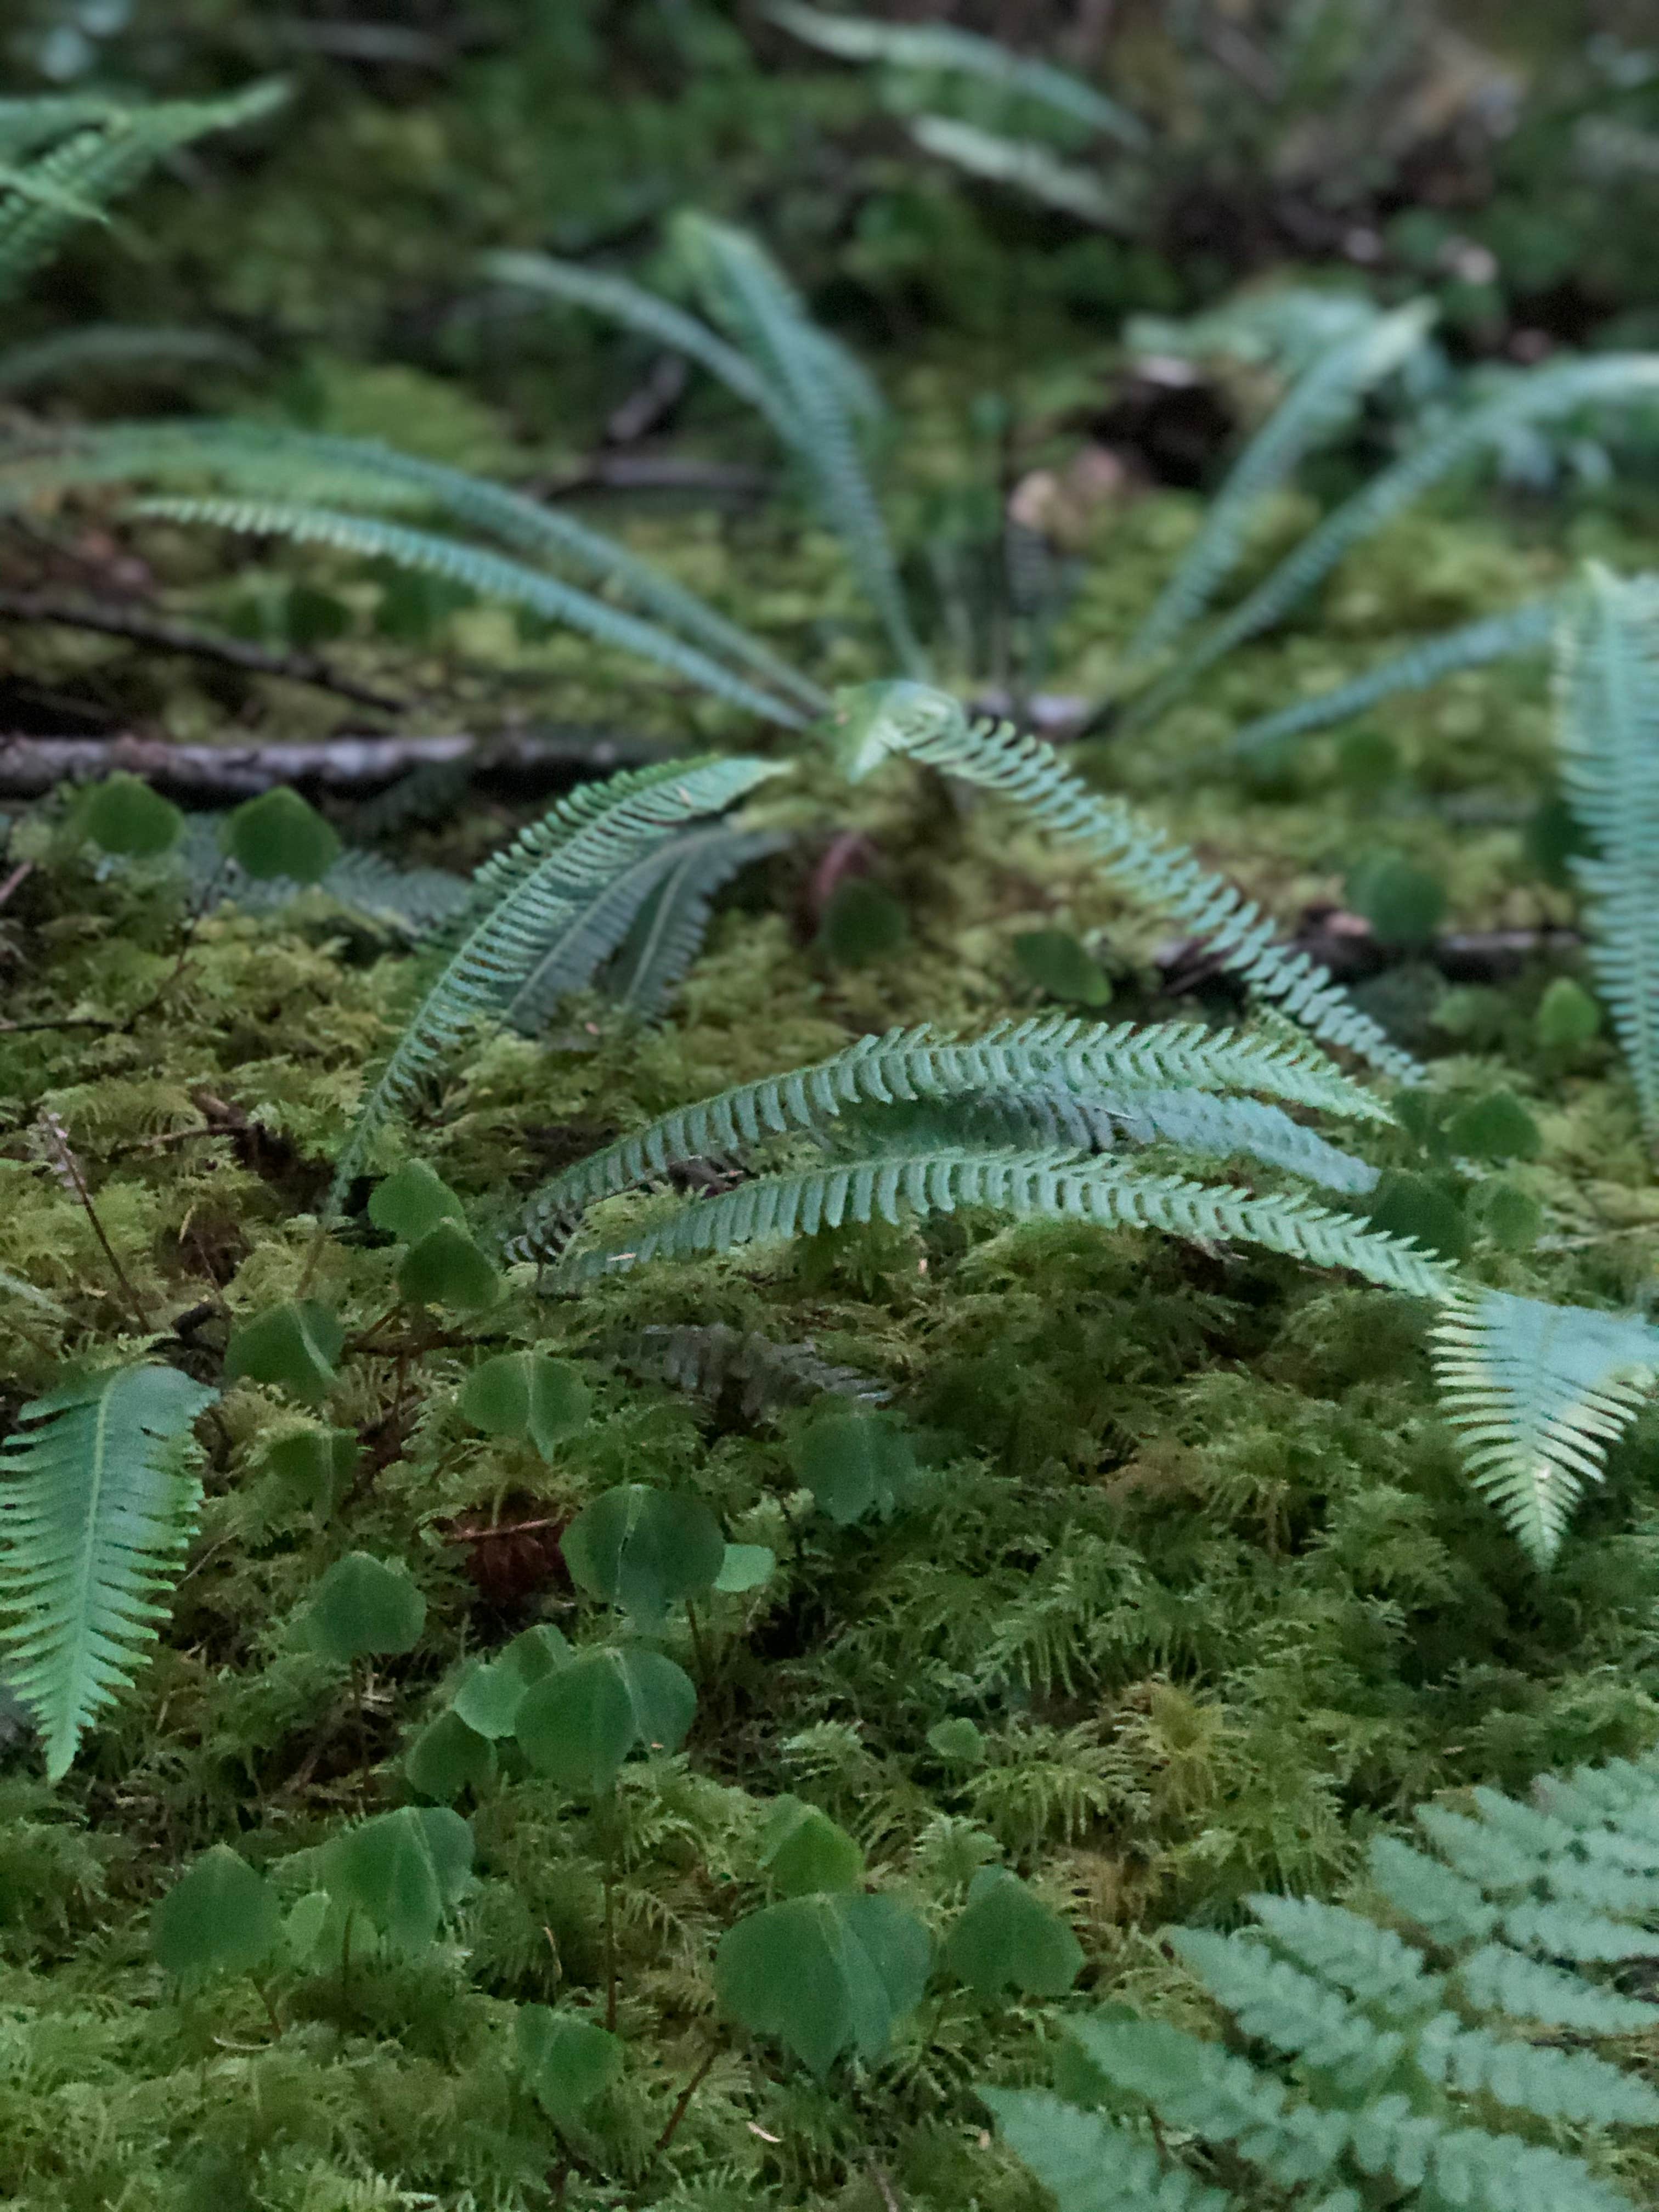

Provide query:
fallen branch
left=0, top=726, right=667, bottom=803
left=0, top=587, right=406, bottom=712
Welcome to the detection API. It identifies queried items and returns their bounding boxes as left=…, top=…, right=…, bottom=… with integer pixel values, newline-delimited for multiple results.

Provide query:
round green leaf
left=943, top=1867, right=1083, bottom=2000
left=151, top=1844, right=281, bottom=1987
left=514, top=2005, right=623, bottom=2131
left=405, top=1709, right=494, bottom=1802
left=1444, top=1088, right=1541, bottom=1164
left=561, top=1485, right=725, bottom=1628
left=819, top=879, right=909, bottom=967
left=225, top=1300, right=343, bottom=1404
left=1473, top=1180, right=1543, bottom=1252
left=1334, top=727, right=1400, bottom=798
left=714, top=1542, right=775, bottom=1594
left=368, top=1160, right=465, bottom=1244
left=1012, top=929, right=1111, bottom=1008
left=792, top=1412, right=917, bottom=1526
left=223, top=786, right=341, bottom=884
left=80, top=772, right=183, bottom=860
left=320, top=1805, right=472, bottom=1955
left=1536, top=976, right=1601, bottom=1049
left=1367, top=1170, right=1469, bottom=1264
left=459, top=1351, right=590, bottom=1459
left=283, top=1888, right=333, bottom=1970
left=514, top=1645, right=696, bottom=1797
left=926, top=1717, right=986, bottom=1765
left=452, top=1623, right=572, bottom=1740
left=398, top=1221, right=499, bottom=1312
left=1345, top=851, right=1446, bottom=949
left=265, top=1425, right=358, bottom=1515
left=307, top=1550, right=426, bottom=1663
left=714, top=1892, right=932, bottom=2076
left=760, top=1796, right=864, bottom=1897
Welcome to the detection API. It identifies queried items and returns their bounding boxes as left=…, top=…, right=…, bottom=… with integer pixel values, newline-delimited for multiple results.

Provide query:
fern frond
left=511, top=1014, right=1391, bottom=1253
left=1129, top=303, right=1434, bottom=661
left=601, top=825, right=788, bottom=1021
left=0, top=1363, right=216, bottom=1781
left=1429, top=1286, right=1659, bottom=1567
left=1454, top=1942, right=1659, bottom=2035
left=1169, top=1931, right=1405, bottom=2096
left=1414, top=2013, right=1659, bottom=2126
left=172, top=817, right=470, bottom=939
left=0, top=325, right=256, bottom=394
left=328, top=755, right=780, bottom=1214
left=1555, top=565, right=1659, bottom=1136
left=670, top=212, right=927, bottom=676
left=612, top=1323, right=890, bottom=1418
left=982, top=2090, right=1240, bottom=2212
left=133, top=496, right=806, bottom=726
left=832, top=683, right=1420, bottom=1081
left=1161, top=353, right=1659, bottom=698
left=769, top=4, right=1150, bottom=149
left=1104, top=1087, right=1380, bottom=1194
left=1246, top=1893, right=1441, bottom=2016
left=908, top=116, right=1138, bottom=231
left=1229, top=596, right=1559, bottom=759
left=547, top=1143, right=1447, bottom=1300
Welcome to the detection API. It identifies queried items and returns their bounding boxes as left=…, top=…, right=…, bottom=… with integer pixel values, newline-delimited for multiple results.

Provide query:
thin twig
left=0, top=860, right=33, bottom=910
left=652, top=2044, right=719, bottom=2158
left=0, top=587, right=407, bottom=711
left=868, top=2165, right=904, bottom=2212
left=36, top=1110, right=150, bottom=1330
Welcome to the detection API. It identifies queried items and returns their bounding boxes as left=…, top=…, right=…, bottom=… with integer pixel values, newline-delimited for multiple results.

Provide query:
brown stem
left=652, top=2044, right=718, bottom=2159
left=603, top=1865, right=618, bottom=2033
left=249, top=1973, right=284, bottom=2040
left=685, top=1600, right=712, bottom=1697
left=36, top=1111, right=149, bottom=1330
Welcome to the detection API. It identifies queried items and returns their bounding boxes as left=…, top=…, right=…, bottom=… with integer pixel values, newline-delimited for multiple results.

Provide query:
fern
left=1554, top=566, right=1659, bottom=1137
left=328, top=754, right=780, bottom=1215
left=600, top=825, right=789, bottom=1021
left=171, top=820, right=471, bottom=941
left=1429, top=1287, right=1659, bottom=1567
left=1128, top=302, right=1434, bottom=661
left=132, top=495, right=808, bottom=726
left=611, top=1322, right=890, bottom=1418
left=0, top=1363, right=216, bottom=1782
left=830, top=682, right=1421, bottom=1081
left=0, top=325, right=256, bottom=394
left=991, top=1743, right=1659, bottom=2212
left=768, top=3, right=1151, bottom=150
left=907, top=116, right=1138, bottom=232
left=1229, top=596, right=1559, bottom=760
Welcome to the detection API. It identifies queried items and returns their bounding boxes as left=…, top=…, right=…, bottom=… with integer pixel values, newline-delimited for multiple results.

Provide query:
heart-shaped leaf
left=714, top=1542, right=775, bottom=1594
left=514, top=2005, right=623, bottom=2131
left=307, top=1551, right=426, bottom=1663
left=398, top=1222, right=499, bottom=1312
left=451, top=1623, right=572, bottom=1740
left=405, top=1709, right=494, bottom=1802
left=460, top=1352, right=590, bottom=1459
left=715, top=1892, right=931, bottom=2076
left=80, top=772, right=184, bottom=860
left=1012, top=928, right=1110, bottom=1008
left=151, top=1844, right=281, bottom=1988
left=225, top=1301, right=343, bottom=1404
left=265, top=1425, right=358, bottom=1514
left=819, top=878, right=909, bottom=968
left=1444, top=1088, right=1541, bottom=1164
left=514, top=1645, right=696, bottom=1797
left=368, top=1160, right=466, bottom=1244
left=1535, top=975, right=1601, bottom=1049
left=1345, top=851, right=1446, bottom=949
left=943, top=1867, right=1082, bottom=1999
left=792, top=1412, right=916, bottom=1526
left=760, top=1796, right=864, bottom=1897
left=561, top=1485, right=724, bottom=1628
left=926, top=1717, right=986, bottom=1765
left=320, top=1805, right=473, bottom=1955
left=223, top=786, right=341, bottom=884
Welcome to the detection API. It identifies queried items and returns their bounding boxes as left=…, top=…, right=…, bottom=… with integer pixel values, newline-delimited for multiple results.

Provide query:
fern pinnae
left=1229, top=595, right=1560, bottom=759
left=832, top=682, right=1421, bottom=1081
left=327, top=755, right=781, bottom=1215
left=0, top=325, right=257, bottom=394
left=133, top=496, right=808, bottom=726
left=0, top=1362, right=216, bottom=1781
left=1128, top=302, right=1435, bottom=662
left=907, top=116, right=1138, bottom=232
left=503, top=838, right=697, bottom=1036
left=602, top=825, right=789, bottom=1020
left=1555, top=566, right=1659, bottom=1137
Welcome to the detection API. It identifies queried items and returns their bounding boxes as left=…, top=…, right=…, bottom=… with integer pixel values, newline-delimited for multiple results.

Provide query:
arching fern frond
left=132, top=495, right=807, bottom=726
left=601, top=825, right=789, bottom=1021
left=612, top=1322, right=890, bottom=1419
left=329, top=755, right=781, bottom=1215
left=1429, top=1286, right=1659, bottom=1566
left=0, top=325, right=257, bottom=394
left=548, top=1144, right=1445, bottom=1299
left=1128, top=302, right=1434, bottom=661
left=907, top=116, right=1138, bottom=231
left=1554, top=565, right=1659, bottom=1138
left=0, top=1363, right=216, bottom=1782
left=831, top=682, right=1420, bottom=1081
left=1229, top=596, right=1559, bottom=760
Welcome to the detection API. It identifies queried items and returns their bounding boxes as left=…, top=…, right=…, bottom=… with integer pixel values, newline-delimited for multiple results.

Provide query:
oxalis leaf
left=320, top=1805, right=473, bottom=1955
left=944, top=1866, right=1084, bottom=1999
left=715, top=1891, right=932, bottom=2075
left=514, top=2005, right=623, bottom=2132
left=306, top=1551, right=426, bottom=1663
left=459, top=1351, right=590, bottom=1459
left=561, top=1483, right=724, bottom=1628
left=451, top=1623, right=572, bottom=1740
left=760, top=1795, right=864, bottom=1896
left=224, top=1301, right=343, bottom=1406
left=151, top=1844, right=281, bottom=1989
left=514, top=1644, right=696, bottom=1796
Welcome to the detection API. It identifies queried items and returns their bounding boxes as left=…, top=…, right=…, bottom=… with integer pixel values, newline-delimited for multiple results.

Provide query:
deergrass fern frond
left=1555, top=566, right=1659, bottom=1138
left=907, top=117, right=1138, bottom=231
left=328, top=755, right=780, bottom=1214
left=833, top=682, right=1421, bottom=1080
left=0, top=1363, right=216, bottom=1781
left=994, top=1744, right=1659, bottom=2211
left=0, top=325, right=257, bottom=394
left=601, top=825, right=789, bottom=1020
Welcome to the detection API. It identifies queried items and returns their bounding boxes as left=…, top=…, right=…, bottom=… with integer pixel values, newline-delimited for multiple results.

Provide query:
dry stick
left=0, top=586, right=408, bottom=712
left=36, top=1111, right=150, bottom=1331
left=0, top=859, right=32, bottom=910
left=652, top=2044, right=719, bottom=2159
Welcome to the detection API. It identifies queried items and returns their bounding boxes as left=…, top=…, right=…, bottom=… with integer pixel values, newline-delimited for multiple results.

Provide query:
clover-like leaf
left=320, top=1805, right=473, bottom=1955
left=151, top=1844, right=281, bottom=1989
left=450, top=1623, right=572, bottom=1740
left=714, top=1542, right=775, bottom=1594
left=819, top=878, right=909, bottom=967
left=1444, top=1088, right=1541, bottom=1163
left=265, top=1425, right=358, bottom=1515
left=514, top=1644, right=696, bottom=1797
left=368, top=1160, right=466, bottom=1244
left=715, top=1892, right=932, bottom=2076
left=943, top=1867, right=1083, bottom=2000
left=398, top=1222, right=499, bottom=1312
left=307, top=1551, right=426, bottom=1663
left=1345, top=850, right=1446, bottom=949
left=926, top=1717, right=986, bottom=1765
left=514, top=2005, right=623, bottom=2131
left=459, top=1352, right=590, bottom=1459
left=80, top=772, right=184, bottom=860
left=405, top=1709, right=494, bottom=1802
left=223, top=786, right=341, bottom=884
left=225, top=1301, right=343, bottom=1404
left=792, top=1412, right=917, bottom=1526
left=561, top=1485, right=724, bottom=1628
left=760, top=1795, right=864, bottom=1897
left=1012, top=928, right=1111, bottom=1008
left=1536, top=975, right=1601, bottom=1048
